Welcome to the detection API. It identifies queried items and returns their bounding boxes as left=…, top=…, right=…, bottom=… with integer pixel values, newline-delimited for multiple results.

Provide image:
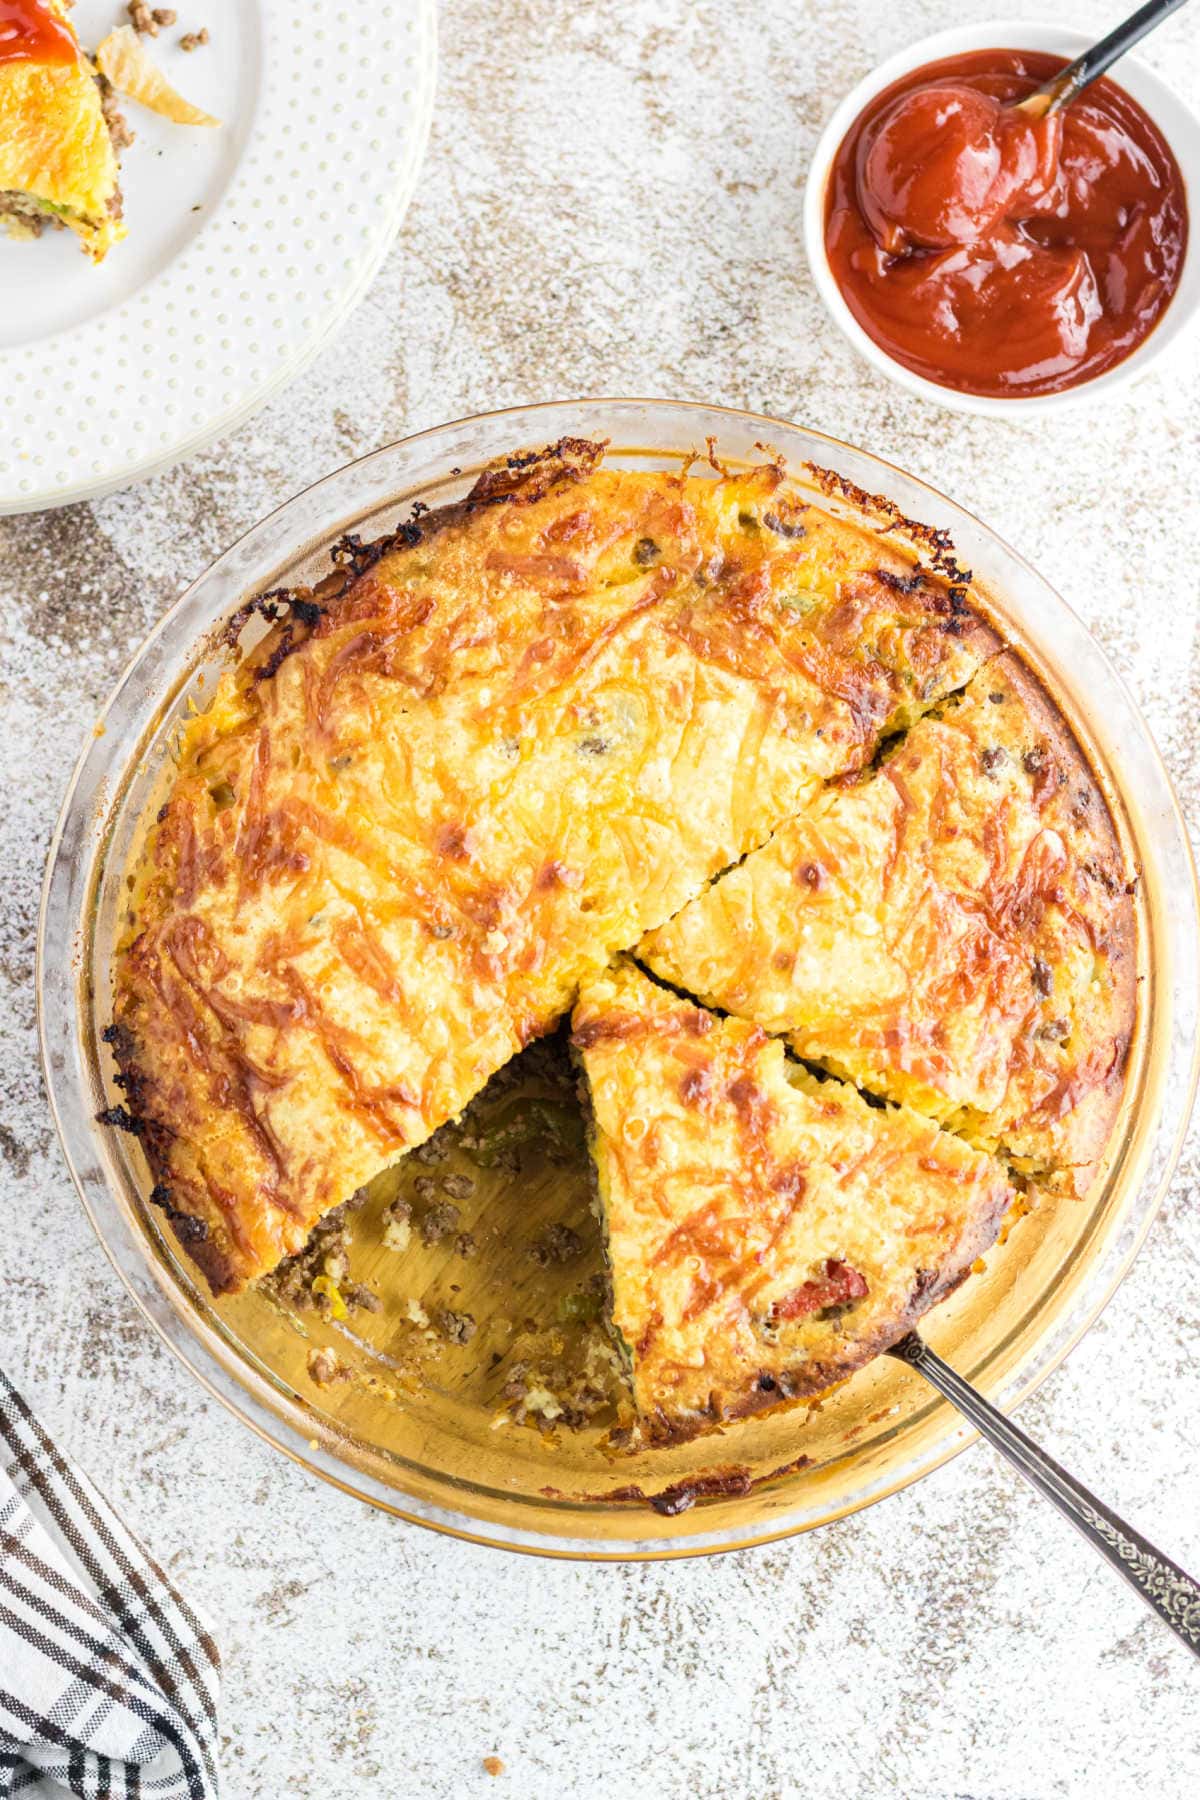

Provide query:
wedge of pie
left=572, top=959, right=1016, bottom=1441
left=640, top=654, right=1135, bottom=1185
left=0, top=0, right=125, bottom=258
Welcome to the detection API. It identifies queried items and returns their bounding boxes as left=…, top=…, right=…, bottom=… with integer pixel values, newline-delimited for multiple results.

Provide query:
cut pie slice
left=640, top=653, right=1136, bottom=1184
left=0, top=0, right=125, bottom=259
left=571, top=959, right=1016, bottom=1443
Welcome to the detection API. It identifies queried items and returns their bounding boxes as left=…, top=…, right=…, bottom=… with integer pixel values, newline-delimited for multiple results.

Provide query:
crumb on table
left=482, top=1756, right=504, bottom=1777
left=180, top=26, right=209, bottom=50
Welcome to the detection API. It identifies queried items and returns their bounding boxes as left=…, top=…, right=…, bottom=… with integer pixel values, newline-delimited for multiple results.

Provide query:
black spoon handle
left=1022, top=0, right=1192, bottom=117
left=887, top=1331, right=1200, bottom=1660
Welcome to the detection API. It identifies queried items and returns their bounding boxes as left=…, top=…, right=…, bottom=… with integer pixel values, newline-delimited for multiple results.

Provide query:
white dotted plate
left=0, top=0, right=436, bottom=513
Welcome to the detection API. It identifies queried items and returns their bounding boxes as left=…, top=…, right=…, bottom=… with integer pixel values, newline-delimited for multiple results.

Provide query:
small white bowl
left=802, top=18, right=1200, bottom=417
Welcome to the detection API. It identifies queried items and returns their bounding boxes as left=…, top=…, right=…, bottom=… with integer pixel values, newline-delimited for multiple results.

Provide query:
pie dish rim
left=35, top=396, right=1200, bottom=1559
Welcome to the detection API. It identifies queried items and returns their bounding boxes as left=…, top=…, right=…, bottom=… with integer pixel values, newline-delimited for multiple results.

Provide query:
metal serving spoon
left=1015, top=0, right=1192, bottom=119
left=888, top=1332, right=1200, bottom=1658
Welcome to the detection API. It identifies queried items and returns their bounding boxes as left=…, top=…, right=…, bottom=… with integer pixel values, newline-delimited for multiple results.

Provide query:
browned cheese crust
left=641, top=653, right=1136, bottom=1185
left=573, top=960, right=1016, bottom=1442
left=109, top=440, right=996, bottom=1292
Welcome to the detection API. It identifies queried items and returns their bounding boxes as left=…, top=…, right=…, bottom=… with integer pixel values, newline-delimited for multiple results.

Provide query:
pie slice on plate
left=0, top=0, right=125, bottom=259
left=572, top=958, right=1016, bottom=1443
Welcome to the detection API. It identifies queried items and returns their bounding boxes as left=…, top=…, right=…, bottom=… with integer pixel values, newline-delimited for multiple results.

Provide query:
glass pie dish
left=37, top=399, right=1200, bottom=1558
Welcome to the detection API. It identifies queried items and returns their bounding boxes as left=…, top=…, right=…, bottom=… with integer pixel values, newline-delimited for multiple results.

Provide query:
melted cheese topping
left=641, top=653, right=1135, bottom=1181
left=573, top=960, right=1015, bottom=1440
left=111, top=442, right=996, bottom=1293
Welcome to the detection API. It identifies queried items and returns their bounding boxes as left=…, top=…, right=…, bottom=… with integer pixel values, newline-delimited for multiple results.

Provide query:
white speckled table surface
left=2, top=1, right=1199, bottom=1794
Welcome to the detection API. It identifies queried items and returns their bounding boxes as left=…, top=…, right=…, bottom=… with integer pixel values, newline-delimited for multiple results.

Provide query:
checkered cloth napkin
left=0, top=1371, right=221, bottom=1798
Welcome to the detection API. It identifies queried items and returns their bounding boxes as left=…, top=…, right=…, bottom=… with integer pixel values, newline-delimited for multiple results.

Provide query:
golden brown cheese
left=572, top=960, right=1016, bottom=1441
left=641, top=654, right=1135, bottom=1182
left=109, top=440, right=996, bottom=1293
left=0, top=3, right=124, bottom=259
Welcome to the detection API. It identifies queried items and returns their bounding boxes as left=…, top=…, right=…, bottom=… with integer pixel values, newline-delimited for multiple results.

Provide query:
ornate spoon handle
left=888, top=1332, right=1200, bottom=1658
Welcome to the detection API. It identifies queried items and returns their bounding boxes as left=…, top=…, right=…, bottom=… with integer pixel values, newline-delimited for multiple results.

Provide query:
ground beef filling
left=2, top=70, right=130, bottom=238
left=0, top=192, right=52, bottom=234
left=98, top=73, right=135, bottom=153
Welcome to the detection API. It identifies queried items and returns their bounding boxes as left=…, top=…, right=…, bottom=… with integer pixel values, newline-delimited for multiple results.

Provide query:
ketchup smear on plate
left=824, top=49, right=1188, bottom=398
left=0, top=0, right=78, bottom=65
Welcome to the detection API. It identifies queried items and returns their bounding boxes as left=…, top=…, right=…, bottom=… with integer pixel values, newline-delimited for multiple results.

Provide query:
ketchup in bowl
left=824, top=50, right=1188, bottom=398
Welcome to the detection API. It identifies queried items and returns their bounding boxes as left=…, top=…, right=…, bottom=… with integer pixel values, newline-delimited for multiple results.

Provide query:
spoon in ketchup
left=1014, top=0, right=1191, bottom=119
left=860, top=0, right=1191, bottom=255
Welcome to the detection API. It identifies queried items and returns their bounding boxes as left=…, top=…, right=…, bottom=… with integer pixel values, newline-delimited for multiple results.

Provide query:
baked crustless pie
left=103, top=438, right=1136, bottom=1444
